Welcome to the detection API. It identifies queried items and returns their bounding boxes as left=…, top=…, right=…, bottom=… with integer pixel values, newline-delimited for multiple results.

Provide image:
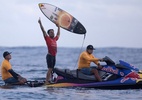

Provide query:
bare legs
left=45, top=68, right=52, bottom=84
left=92, top=69, right=102, bottom=82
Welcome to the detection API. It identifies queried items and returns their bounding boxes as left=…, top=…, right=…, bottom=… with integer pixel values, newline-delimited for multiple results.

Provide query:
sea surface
left=0, top=47, right=142, bottom=100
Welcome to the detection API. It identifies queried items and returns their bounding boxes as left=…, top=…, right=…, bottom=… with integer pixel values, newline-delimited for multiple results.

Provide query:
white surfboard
left=39, top=3, right=86, bottom=34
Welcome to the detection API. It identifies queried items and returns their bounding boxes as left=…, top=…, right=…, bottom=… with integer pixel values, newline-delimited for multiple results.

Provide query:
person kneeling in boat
left=1, top=51, right=27, bottom=85
left=78, top=45, right=103, bottom=82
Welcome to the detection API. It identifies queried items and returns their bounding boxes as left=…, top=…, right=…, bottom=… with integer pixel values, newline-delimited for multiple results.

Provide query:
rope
left=73, top=34, right=86, bottom=69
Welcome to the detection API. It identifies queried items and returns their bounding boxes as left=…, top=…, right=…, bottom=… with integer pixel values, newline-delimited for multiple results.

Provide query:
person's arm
left=92, top=56, right=103, bottom=69
left=55, top=22, right=60, bottom=38
left=8, top=69, right=27, bottom=83
left=38, top=18, right=47, bottom=37
left=83, top=53, right=102, bottom=69
left=82, top=53, right=99, bottom=62
left=8, top=69, right=19, bottom=79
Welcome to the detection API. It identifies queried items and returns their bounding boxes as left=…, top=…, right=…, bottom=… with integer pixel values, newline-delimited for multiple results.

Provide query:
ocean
left=0, top=47, right=142, bottom=100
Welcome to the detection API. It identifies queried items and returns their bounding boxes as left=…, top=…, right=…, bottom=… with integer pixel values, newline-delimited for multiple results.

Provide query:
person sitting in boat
left=78, top=45, right=103, bottom=82
left=0, top=51, right=27, bottom=85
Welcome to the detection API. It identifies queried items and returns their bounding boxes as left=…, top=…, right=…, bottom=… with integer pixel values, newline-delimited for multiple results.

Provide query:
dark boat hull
left=46, top=67, right=142, bottom=89
left=46, top=80, right=142, bottom=89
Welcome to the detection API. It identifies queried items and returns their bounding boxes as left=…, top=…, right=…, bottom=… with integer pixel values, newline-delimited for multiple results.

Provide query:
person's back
left=1, top=59, right=13, bottom=80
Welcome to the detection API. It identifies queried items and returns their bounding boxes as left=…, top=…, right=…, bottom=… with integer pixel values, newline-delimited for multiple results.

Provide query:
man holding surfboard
left=38, top=18, right=60, bottom=84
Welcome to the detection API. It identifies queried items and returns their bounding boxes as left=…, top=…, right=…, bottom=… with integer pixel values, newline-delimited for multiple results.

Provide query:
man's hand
left=55, top=21, right=60, bottom=27
left=99, top=58, right=104, bottom=62
left=98, top=65, right=103, bottom=69
left=18, top=76, right=27, bottom=84
left=97, top=63, right=103, bottom=69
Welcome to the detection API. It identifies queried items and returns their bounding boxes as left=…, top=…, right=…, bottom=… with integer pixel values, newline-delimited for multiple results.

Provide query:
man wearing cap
left=78, top=45, right=103, bottom=82
left=1, top=51, right=27, bottom=85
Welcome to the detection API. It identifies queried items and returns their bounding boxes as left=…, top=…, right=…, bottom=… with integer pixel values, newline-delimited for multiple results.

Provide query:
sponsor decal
left=120, top=71, right=140, bottom=83
left=120, top=72, right=124, bottom=76
left=39, top=4, right=44, bottom=7
left=40, top=4, right=46, bottom=9
left=102, top=66, right=119, bottom=75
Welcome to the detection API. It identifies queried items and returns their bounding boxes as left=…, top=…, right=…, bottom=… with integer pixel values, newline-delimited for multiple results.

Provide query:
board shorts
left=80, top=68, right=94, bottom=75
left=4, top=77, right=19, bottom=84
left=46, top=54, right=56, bottom=68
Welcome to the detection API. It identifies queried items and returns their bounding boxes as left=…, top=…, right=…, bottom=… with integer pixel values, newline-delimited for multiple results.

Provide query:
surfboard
left=38, top=3, right=86, bottom=34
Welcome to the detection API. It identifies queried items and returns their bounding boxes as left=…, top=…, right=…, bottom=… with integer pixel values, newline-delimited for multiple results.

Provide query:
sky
left=0, top=0, right=142, bottom=48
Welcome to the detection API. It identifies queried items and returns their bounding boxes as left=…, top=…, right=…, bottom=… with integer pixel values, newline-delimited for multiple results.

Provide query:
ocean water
left=0, top=47, right=142, bottom=100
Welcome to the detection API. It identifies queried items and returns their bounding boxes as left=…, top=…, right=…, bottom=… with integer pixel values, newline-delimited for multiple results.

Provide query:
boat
left=0, top=80, right=45, bottom=89
left=46, top=56, right=142, bottom=89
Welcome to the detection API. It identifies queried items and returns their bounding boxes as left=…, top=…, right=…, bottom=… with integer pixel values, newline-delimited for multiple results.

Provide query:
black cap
left=3, top=51, right=12, bottom=58
left=86, top=45, right=95, bottom=50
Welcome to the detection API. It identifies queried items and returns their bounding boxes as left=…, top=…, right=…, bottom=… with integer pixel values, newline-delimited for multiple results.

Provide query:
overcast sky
left=0, top=0, right=142, bottom=48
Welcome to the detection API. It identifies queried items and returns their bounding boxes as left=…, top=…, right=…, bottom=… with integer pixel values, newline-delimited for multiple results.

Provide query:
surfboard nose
left=73, top=22, right=86, bottom=34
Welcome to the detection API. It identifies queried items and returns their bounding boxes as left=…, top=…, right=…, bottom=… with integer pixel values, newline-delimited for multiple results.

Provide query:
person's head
left=47, top=29, right=54, bottom=38
left=3, top=51, right=12, bottom=60
left=86, top=45, right=95, bottom=54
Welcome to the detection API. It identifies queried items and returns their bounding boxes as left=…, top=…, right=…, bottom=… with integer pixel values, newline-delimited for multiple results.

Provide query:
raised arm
left=38, top=18, right=47, bottom=37
left=55, top=22, right=60, bottom=37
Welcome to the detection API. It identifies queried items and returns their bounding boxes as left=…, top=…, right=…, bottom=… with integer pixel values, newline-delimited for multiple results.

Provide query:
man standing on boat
left=38, top=18, right=60, bottom=84
left=1, top=51, right=27, bottom=85
left=78, top=45, right=103, bottom=82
